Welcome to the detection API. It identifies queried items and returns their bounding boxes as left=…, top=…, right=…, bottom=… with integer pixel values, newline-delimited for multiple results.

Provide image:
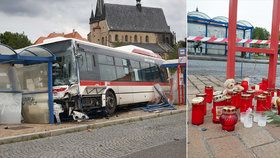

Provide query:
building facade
left=88, top=0, right=174, bottom=57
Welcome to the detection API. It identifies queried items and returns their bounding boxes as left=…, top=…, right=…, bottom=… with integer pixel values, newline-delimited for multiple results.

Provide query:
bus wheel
left=105, top=91, right=116, bottom=115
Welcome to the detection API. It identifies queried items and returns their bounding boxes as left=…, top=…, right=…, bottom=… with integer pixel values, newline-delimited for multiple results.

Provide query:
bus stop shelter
left=0, top=44, right=56, bottom=124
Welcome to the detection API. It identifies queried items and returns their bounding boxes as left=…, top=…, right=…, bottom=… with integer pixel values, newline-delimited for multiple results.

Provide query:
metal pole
left=177, top=65, right=181, bottom=106
left=240, top=59, right=243, bottom=79
left=225, top=27, right=228, bottom=56
left=268, top=0, right=280, bottom=88
left=205, top=24, right=208, bottom=55
left=48, top=62, right=54, bottom=124
left=226, top=0, right=238, bottom=79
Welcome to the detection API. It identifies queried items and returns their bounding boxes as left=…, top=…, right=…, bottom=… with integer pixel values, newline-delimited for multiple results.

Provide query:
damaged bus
left=38, top=38, right=170, bottom=119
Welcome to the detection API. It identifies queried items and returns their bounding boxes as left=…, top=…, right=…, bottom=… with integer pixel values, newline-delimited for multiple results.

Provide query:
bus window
left=115, top=58, right=132, bottom=81
left=86, top=53, right=93, bottom=71
left=115, top=57, right=122, bottom=66
left=150, top=63, right=161, bottom=82
left=99, top=64, right=117, bottom=81
left=131, top=60, right=141, bottom=81
left=122, top=59, right=128, bottom=66
left=160, top=67, right=169, bottom=83
left=78, top=52, right=87, bottom=72
left=98, top=54, right=116, bottom=81
left=140, top=62, right=150, bottom=82
left=98, top=54, right=114, bottom=65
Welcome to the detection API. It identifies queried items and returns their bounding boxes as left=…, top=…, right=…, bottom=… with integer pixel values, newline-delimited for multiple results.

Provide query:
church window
left=115, top=34, right=119, bottom=41
left=102, top=37, right=104, bottom=45
left=134, top=35, right=138, bottom=42
left=125, top=35, right=128, bottom=42
left=145, top=36, right=149, bottom=43
left=140, top=36, right=142, bottom=43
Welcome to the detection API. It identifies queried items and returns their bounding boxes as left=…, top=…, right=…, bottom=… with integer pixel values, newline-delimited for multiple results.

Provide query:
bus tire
left=104, top=90, right=116, bottom=115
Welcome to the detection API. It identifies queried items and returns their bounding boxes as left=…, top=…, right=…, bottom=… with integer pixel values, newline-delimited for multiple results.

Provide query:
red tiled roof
left=34, top=31, right=88, bottom=44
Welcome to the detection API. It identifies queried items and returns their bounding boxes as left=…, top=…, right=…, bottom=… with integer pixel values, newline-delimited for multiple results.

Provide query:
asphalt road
left=0, top=112, right=186, bottom=158
left=188, top=59, right=280, bottom=86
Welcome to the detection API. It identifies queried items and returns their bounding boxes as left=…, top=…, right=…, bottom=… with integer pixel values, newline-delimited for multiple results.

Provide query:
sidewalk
left=188, top=54, right=280, bottom=65
left=187, top=74, right=280, bottom=158
left=0, top=105, right=185, bottom=145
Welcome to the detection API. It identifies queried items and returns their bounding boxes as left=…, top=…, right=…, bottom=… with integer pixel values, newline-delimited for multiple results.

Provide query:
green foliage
left=252, top=27, right=270, bottom=49
left=252, top=27, right=270, bottom=40
left=112, top=41, right=127, bottom=47
left=0, top=31, right=32, bottom=49
left=167, top=40, right=186, bottom=60
left=264, top=111, right=280, bottom=124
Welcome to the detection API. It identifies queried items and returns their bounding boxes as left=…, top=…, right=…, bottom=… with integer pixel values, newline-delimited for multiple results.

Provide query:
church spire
left=89, top=9, right=95, bottom=24
left=95, top=0, right=105, bottom=20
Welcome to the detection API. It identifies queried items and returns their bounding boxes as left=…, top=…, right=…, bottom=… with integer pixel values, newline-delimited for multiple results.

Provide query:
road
left=188, top=59, right=280, bottom=86
left=0, top=112, right=186, bottom=158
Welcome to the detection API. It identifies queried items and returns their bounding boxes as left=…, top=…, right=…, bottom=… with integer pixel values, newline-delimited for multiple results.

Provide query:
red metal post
left=268, top=0, right=280, bottom=88
left=177, top=65, right=181, bottom=106
left=226, top=0, right=238, bottom=79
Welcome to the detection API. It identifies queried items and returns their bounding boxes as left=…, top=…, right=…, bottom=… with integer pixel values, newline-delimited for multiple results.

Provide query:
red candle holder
left=205, top=85, right=213, bottom=103
left=241, top=80, right=249, bottom=92
left=258, top=83, right=263, bottom=90
left=268, top=88, right=275, bottom=97
left=196, top=93, right=207, bottom=115
left=277, top=89, right=280, bottom=97
left=225, top=95, right=232, bottom=106
left=256, top=95, right=267, bottom=112
left=219, top=106, right=238, bottom=132
left=262, top=78, right=268, bottom=91
left=235, top=90, right=242, bottom=109
left=240, top=93, right=251, bottom=113
left=212, top=97, right=226, bottom=124
left=263, top=91, right=272, bottom=110
left=228, top=91, right=237, bottom=108
left=246, top=90, right=255, bottom=109
left=191, top=97, right=205, bottom=125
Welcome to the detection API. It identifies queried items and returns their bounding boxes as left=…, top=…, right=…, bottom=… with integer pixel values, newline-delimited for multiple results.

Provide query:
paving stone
left=207, top=135, right=254, bottom=158
left=188, top=126, right=209, bottom=158
left=188, top=88, right=200, bottom=95
left=252, top=141, right=280, bottom=158
left=198, top=114, right=232, bottom=140
left=237, top=125, right=275, bottom=148
left=187, top=95, right=196, bottom=103
left=265, top=124, right=280, bottom=140
left=0, top=113, right=186, bottom=158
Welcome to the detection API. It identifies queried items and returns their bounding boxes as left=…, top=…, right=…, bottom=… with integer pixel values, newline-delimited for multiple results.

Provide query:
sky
left=0, top=0, right=186, bottom=43
left=187, top=0, right=273, bottom=33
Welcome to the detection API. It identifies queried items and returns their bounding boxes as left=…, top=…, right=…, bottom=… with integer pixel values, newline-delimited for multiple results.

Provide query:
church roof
left=90, top=2, right=171, bottom=33
left=105, top=4, right=171, bottom=33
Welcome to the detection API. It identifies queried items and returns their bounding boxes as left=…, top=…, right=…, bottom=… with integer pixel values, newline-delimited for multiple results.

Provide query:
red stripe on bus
left=80, top=80, right=169, bottom=86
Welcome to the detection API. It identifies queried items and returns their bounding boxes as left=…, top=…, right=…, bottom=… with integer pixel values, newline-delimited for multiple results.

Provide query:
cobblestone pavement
left=0, top=113, right=186, bottom=158
left=188, top=74, right=280, bottom=158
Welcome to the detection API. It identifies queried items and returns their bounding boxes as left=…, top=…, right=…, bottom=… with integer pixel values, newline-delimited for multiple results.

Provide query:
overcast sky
left=187, top=0, right=273, bottom=34
left=0, top=0, right=186, bottom=43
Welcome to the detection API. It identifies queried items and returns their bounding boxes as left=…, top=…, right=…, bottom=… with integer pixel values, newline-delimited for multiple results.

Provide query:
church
left=87, top=0, right=174, bottom=57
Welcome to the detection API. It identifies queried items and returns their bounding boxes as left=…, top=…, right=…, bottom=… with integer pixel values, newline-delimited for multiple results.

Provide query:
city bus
left=38, top=38, right=170, bottom=117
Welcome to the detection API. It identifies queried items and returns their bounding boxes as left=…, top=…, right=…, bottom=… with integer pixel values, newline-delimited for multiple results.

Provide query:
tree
left=252, top=27, right=270, bottom=40
left=0, top=31, right=32, bottom=49
left=167, top=40, right=186, bottom=60
left=252, top=27, right=270, bottom=49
